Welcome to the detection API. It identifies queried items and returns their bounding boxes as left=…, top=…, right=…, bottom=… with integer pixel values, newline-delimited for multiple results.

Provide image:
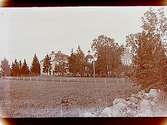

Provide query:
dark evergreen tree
left=68, top=50, right=78, bottom=76
left=1, top=58, right=10, bottom=76
left=43, top=54, right=52, bottom=75
left=21, top=59, right=30, bottom=76
left=76, top=46, right=86, bottom=76
left=68, top=46, right=86, bottom=76
left=10, top=62, right=16, bottom=76
left=31, top=54, right=41, bottom=76
left=10, top=59, right=20, bottom=76
left=19, top=60, right=22, bottom=76
left=15, top=59, right=20, bottom=76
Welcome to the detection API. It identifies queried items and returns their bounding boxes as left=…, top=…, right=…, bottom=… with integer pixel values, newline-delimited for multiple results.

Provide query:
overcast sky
left=0, top=7, right=167, bottom=65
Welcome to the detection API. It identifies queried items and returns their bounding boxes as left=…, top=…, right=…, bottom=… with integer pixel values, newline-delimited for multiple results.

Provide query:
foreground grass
left=0, top=77, right=139, bottom=117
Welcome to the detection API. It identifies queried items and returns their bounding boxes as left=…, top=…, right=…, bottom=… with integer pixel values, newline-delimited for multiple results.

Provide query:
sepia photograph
left=0, top=6, right=167, bottom=117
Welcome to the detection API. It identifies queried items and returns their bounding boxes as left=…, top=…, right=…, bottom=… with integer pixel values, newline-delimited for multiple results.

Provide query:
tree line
left=1, top=54, right=41, bottom=76
left=0, top=35, right=125, bottom=77
left=1, top=8, right=167, bottom=90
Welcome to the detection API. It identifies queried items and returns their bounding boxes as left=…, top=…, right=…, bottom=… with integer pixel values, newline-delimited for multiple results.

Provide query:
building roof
left=40, top=51, right=69, bottom=63
left=53, top=51, right=69, bottom=62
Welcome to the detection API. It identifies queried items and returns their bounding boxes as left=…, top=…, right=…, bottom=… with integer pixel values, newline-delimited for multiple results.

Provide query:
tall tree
left=21, top=59, right=30, bottom=76
left=1, top=58, right=10, bottom=76
left=10, top=62, right=16, bottom=76
left=91, top=35, right=124, bottom=77
left=31, top=54, right=41, bottom=76
left=76, top=46, right=86, bottom=76
left=68, top=49, right=78, bottom=76
left=10, top=59, right=20, bottom=76
left=43, top=54, right=52, bottom=75
left=126, top=8, right=167, bottom=89
left=68, top=46, right=86, bottom=76
left=18, top=60, right=22, bottom=76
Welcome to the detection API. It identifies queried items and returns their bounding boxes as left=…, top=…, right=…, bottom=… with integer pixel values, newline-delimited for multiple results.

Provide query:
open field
left=0, top=77, right=139, bottom=117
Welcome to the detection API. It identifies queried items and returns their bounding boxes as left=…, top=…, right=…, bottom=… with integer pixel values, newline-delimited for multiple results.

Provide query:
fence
left=1, top=76, right=130, bottom=84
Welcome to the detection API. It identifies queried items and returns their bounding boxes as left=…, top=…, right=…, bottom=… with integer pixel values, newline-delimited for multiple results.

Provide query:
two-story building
left=40, top=51, right=69, bottom=75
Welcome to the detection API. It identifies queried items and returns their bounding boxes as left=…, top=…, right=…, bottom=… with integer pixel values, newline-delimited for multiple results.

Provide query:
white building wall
left=40, top=51, right=69, bottom=75
left=121, top=50, right=132, bottom=66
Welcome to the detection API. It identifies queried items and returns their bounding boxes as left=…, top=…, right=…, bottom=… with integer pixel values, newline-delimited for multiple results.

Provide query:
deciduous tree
left=91, top=35, right=124, bottom=77
left=126, top=8, right=167, bottom=89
